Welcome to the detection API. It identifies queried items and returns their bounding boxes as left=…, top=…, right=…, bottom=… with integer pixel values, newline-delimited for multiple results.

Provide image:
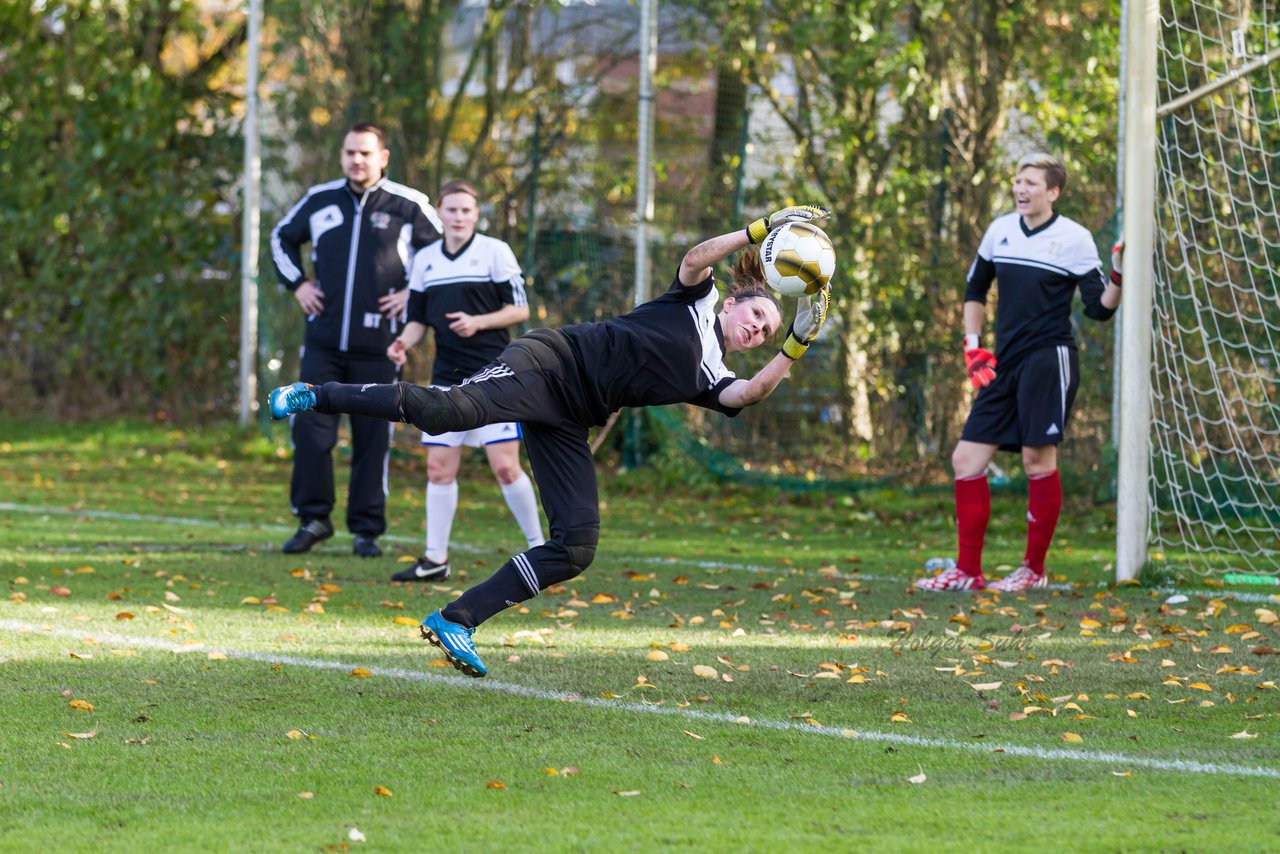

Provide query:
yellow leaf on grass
left=890, top=712, right=911, bottom=723
left=668, top=642, right=690, bottom=653
left=286, top=730, right=304, bottom=740
left=645, top=650, right=669, bottom=661
left=1112, top=771, right=1132, bottom=777
left=486, top=782, right=507, bottom=790
left=64, top=729, right=97, bottom=739
left=373, top=785, right=393, bottom=796
left=240, top=597, right=261, bottom=605
left=1208, top=645, right=1232, bottom=655
left=1188, top=682, right=1213, bottom=691
left=1061, top=732, right=1084, bottom=743
left=207, top=651, right=227, bottom=661
left=1225, top=624, right=1252, bottom=634
left=591, top=593, right=618, bottom=604
left=393, top=616, right=418, bottom=626
left=692, top=665, right=718, bottom=679
left=1229, top=729, right=1259, bottom=740
left=115, top=612, right=135, bottom=620
left=297, top=792, right=315, bottom=799
left=614, top=789, right=641, bottom=796
left=67, top=700, right=94, bottom=712
left=683, top=730, right=705, bottom=740
left=349, top=667, right=372, bottom=679
left=969, top=681, right=1003, bottom=691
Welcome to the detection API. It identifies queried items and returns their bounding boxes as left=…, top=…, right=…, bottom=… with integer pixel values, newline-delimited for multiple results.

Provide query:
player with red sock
left=916, top=153, right=1124, bottom=592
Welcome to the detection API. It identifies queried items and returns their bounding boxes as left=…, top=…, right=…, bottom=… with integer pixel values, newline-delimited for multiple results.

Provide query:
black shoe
left=282, top=519, right=333, bottom=554
left=390, top=556, right=450, bottom=582
left=353, top=535, right=383, bottom=558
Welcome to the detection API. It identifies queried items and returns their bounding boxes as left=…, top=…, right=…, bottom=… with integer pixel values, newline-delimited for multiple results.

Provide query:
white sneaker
left=988, top=564, right=1048, bottom=592
left=913, top=566, right=985, bottom=591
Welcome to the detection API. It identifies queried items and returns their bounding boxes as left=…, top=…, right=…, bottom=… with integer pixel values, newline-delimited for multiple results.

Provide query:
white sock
left=425, top=481, right=458, bottom=564
left=501, top=472, right=545, bottom=548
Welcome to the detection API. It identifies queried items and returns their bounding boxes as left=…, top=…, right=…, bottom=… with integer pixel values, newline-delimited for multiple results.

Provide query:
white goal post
left=1116, top=0, right=1280, bottom=581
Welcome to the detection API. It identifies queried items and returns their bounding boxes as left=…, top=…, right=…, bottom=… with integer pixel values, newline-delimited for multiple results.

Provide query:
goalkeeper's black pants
left=315, top=334, right=600, bottom=628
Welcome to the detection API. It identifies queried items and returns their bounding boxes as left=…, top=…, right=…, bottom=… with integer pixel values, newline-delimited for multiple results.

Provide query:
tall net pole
left=633, top=0, right=657, bottom=309
left=1115, top=0, right=1159, bottom=581
left=238, top=0, right=262, bottom=427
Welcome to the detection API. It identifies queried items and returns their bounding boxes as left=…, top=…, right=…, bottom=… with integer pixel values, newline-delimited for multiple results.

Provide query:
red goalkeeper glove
left=963, top=335, right=996, bottom=388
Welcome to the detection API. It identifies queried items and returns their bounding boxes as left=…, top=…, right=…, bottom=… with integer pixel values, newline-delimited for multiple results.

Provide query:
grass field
left=2, top=419, right=1278, bottom=852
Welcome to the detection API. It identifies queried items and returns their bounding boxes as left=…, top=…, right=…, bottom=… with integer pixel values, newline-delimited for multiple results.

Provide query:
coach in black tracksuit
left=270, top=123, right=442, bottom=556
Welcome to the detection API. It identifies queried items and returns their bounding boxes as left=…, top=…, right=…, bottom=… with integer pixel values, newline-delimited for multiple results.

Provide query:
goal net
left=1149, top=2, right=1280, bottom=576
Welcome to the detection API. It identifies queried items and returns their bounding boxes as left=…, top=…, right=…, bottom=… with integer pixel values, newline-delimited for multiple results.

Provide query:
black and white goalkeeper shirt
left=406, top=234, right=529, bottom=386
left=554, top=270, right=741, bottom=426
left=965, top=212, right=1116, bottom=371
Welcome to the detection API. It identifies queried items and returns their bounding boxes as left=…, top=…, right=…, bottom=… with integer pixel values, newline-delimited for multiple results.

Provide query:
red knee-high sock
left=955, top=474, right=990, bottom=577
left=1024, top=470, right=1062, bottom=575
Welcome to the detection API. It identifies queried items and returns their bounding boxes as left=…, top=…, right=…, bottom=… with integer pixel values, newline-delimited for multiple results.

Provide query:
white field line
left=0, top=502, right=1038, bottom=589
left=1, top=619, right=1276, bottom=780
left=2, top=503, right=1270, bottom=601
left=5, top=502, right=1269, bottom=603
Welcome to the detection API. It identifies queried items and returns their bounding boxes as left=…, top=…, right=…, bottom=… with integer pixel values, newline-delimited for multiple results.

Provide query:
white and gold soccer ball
left=760, top=222, right=836, bottom=296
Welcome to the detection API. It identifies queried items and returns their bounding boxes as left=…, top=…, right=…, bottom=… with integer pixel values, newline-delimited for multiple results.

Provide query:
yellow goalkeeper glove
left=746, top=204, right=830, bottom=244
left=781, top=286, right=830, bottom=360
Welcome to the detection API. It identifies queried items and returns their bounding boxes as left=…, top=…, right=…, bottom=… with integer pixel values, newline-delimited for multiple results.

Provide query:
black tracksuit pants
left=314, top=332, right=600, bottom=626
left=293, top=346, right=398, bottom=537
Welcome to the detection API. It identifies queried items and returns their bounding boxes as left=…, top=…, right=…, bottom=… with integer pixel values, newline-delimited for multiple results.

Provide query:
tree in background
left=0, top=1, right=243, bottom=416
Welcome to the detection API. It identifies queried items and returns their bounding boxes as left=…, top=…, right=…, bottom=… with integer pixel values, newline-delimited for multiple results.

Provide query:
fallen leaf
left=1188, top=682, right=1213, bottom=692
left=890, top=712, right=911, bottom=723
left=207, top=652, right=227, bottom=661
left=50, top=587, right=71, bottom=597
left=1229, top=729, right=1259, bottom=740
left=373, top=786, right=393, bottom=797
left=64, top=729, right=97, bottom=740
left=908, top=766, right=927, bottom=784
left=645, top=650, right=669, bottom=661
left=67, top=700, right=94, bottom=712
left=969, top=681, right=1003, bottom=691
left=115, top=612, right=135, bottom=620
left=297, top=792, right=315, bottom=799
left=1112, top=771, right=1132, bottom=777
left=614, top=789, right=641, bottom=796
left=1061, top=732, right=1084, bottom=743
left=692, top=665, right=718, bottom=679
left=682, top=730, right=705, bottom=740
left=349, top=827, right=366, bottom=843
left=393, top=616, right=418, bottom=626
left=349, top=668, right=372, bottom=679
left=486, top=782, right=506, bottom=790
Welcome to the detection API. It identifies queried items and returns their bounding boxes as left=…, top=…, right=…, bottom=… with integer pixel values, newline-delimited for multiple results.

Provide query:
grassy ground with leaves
left=2, top=419, right=1278, bottom=852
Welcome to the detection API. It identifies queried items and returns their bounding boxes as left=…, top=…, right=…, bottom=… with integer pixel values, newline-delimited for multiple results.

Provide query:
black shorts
left=961, top=345, right=1079, bottom=451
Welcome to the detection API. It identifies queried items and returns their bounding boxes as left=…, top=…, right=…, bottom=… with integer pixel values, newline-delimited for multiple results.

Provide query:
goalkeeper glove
left=781, top=286, right=830, bottom=360
left=1110, top=241, right=1124, bottom=286
left=746, top=204, right=830, bottom=244
left=963, top=334, right=997, bottom=388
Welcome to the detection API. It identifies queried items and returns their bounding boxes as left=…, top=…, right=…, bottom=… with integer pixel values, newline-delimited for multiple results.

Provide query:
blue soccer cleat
left=420, top=610, right=487, bottom=677
left=268, top=382, right=317, bottom=420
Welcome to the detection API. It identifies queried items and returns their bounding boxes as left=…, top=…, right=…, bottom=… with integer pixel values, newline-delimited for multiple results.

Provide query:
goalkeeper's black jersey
left=406, top=233, right=529, bottom=386
left=965, top=212, right=1115, bottom=371
left=549, top=271, right=742, bottom=427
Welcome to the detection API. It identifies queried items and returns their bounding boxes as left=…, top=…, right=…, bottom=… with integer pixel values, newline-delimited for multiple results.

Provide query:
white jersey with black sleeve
left=406, top=234, right=528, bottom=386
left=965, top=212, right=1115, bottom=371
left=555, top=270, right=741, bottom=426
